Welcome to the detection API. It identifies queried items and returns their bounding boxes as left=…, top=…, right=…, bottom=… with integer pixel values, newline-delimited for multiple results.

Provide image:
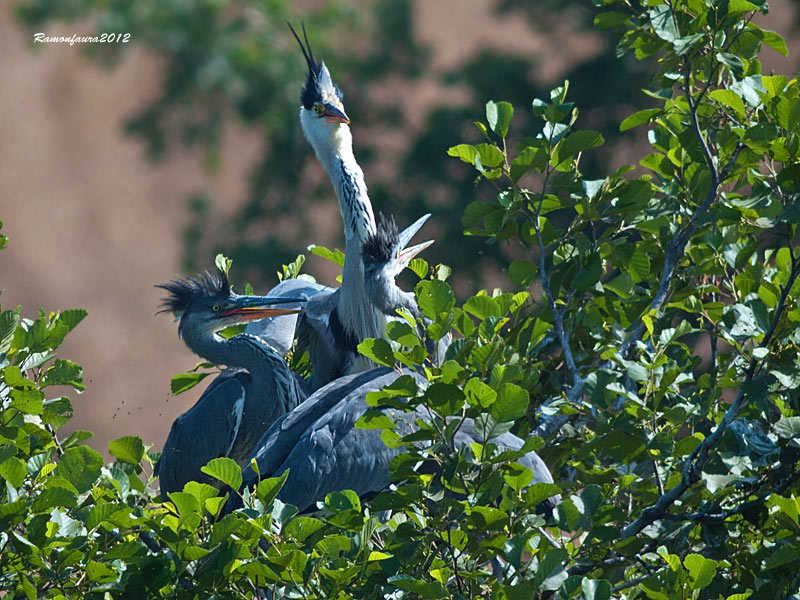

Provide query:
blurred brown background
left=1, top=0, right=798, bottom=459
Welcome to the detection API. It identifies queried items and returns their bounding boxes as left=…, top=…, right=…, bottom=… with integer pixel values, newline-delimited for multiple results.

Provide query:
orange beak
left=220, top=306, right=305, bottom=322
left=323, top=103, right=350, bottom=125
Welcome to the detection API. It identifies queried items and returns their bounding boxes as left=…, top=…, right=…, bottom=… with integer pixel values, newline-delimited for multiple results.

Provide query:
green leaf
left=683, top=554, right=717, bottom=589
left=764, top=549, right=799, bottom=570
left=200, top=457, right=242, bottom=490
left=728, top=0, right=758, bottom=12
left=58, top=446, right=103, bottom=493
left=673, top=33, right=703, bottom=55
left=388, top=575, right=447, bottom=599
left=41, top=359, right=84, bottom=390
left=582, top=578, right=611, bottom=600
left=415, top=280, right=455, bottom=320
left=710, top=89, right=746, bottom=118
left=604, top=271, right=633, bottom=298
left=760, top=75, right=788, bottom=99
left=447, top=143, right=504, bottom=168
left=649, top=5, right=678, bottom=42
left=486, top=100, right=514, bottom=138
left=170, top=371, right=212, bottom=395
left=168, top=491, right=201, bottom=516
left=386, top=321, right=421, bottom=347
left=0, top=456, right=27, bottom=489
left=464, top=378, right=496, bottom=409
left=491, top=383, right=529, bottom=422
left=52, top=308, right=87, bottom=334
left=408, top=257, right=428, bottom=279
left=0, top=309, right=20, bottom=355
left=510, top=146, right=548, bottom=181
left=3, top=365, right=29, bottom=388
left=620, top=108, right=661, bottom=131
left=509, top=260, right=537, bottom=287
left=774, top=417, right=800, bottom=439
left=553, top=130, right=604, bottom=166
left=214, top=253, right=233, bottom=275
left=285, top=516, right=325, bottom=542
left=183, top=481, right=219, bottom=503
left=108, top=436, right=145, bottom=465
left=308, top=244, right=345, bottom=267
left=761, top=29, right=788, bottom=56
left=574, top=254, right=602, bottom=290
left=674, top=432, right=704, bottom=456
left=593, top=11, right=628, bottom=30
left=44, top=309, right=87, bottom=348
left=357, top=338, right=395, bottom=367
left=468, top=505, right=508, bottom=529
left=777, top=164, right=800, bottom=193
left=356, top=410, right=397, bottom=430
left=426, top=382, right=465, bottom=416
left=464, top=295, right=501, bottom=320
left=32, top=486, right=77, bottom=512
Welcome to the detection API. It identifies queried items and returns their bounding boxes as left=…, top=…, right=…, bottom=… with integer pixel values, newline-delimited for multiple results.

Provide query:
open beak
left=398, top=239, right=434, bottom=267
left=323, top=103, right=350, bottom=125
left=397, top=213, right=431, bottom=251
left=220, top=296, right=306, bottom=321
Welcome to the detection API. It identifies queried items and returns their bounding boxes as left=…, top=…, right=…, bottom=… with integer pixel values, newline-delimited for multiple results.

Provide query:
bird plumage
left=245, top=278, right=328, bottom=356
left=226, top=218, right=557, bottom=516
left=155, top=269, right=306, bottom=498
left=230, top=367, right=558, bottom=516
left=282, top=26, right=438, bottom=392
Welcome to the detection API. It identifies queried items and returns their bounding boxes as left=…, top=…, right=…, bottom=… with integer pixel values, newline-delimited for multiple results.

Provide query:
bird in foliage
left=227, top=219, right=558, bottom=516
left=155, top=268, right=307, bottom=498
left=248, top=25, right=433, bottom=393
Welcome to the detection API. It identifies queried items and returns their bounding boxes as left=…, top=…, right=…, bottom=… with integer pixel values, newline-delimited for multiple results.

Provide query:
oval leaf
left=200, top=457, right=242, bottom=490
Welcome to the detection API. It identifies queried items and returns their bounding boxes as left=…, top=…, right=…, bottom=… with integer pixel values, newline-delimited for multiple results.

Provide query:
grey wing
left=245, top=279, right=327, bottom=355
left=274, top=410, right=397, bottom=513
left=157, top=372, right=247, bottom=499
left=265, top=371, right=424, bottom=512
left=241, top=368, right=424, bottom=512
left=244, top=368, right=395, bottom=487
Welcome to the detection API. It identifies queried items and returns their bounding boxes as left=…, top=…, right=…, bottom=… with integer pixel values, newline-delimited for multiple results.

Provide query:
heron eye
left=312, top=102, right=325, bottom=115
left=211, top=305, right=221, bottom=312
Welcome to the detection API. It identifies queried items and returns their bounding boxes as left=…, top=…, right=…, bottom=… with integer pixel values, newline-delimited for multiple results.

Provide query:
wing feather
left=158, top=371, right=249, bottom=499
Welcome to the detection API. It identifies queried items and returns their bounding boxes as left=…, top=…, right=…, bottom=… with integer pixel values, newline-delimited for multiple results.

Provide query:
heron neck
left=180, top=328, right=299, bottom=411
left=304, top=117, right=376, bottom=246
left=333, top=155, right=385, bottom=345
left=301, top=113, right=385, bottom=350
left=312, top=126, right=385, bottom=344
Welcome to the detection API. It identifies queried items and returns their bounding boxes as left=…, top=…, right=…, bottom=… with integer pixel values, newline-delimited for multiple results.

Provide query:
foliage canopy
left=3, top=0, right=800, bottom=598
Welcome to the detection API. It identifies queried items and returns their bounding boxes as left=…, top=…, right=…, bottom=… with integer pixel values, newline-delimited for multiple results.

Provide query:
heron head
left=156, top=268, right=305, bottom=339
left=362, top=213, right=434, bottom=283
left=289, top=23, right=350, bottom=128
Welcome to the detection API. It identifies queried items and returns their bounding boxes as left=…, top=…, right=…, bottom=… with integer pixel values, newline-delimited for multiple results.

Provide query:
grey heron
left=155, top=268, right=307, bottom=498
left=247, top=25, right=432, bottom=391
left=227, top=219, right=558, bottom=515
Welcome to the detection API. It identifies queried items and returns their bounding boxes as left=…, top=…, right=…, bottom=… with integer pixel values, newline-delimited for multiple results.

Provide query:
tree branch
left=531, top=182, right=585, bottom=401
left=661, top=467, right=800, bottom=523
left=621, top=257, right=800, bottom=538
left=616, top=59, right=744, bottom=359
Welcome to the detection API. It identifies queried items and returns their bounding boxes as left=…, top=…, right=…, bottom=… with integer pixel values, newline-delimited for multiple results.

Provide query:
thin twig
left=617, top=58, right=744, bottom=360
left=46, top=424, right=64, bottom=458
left=611, top=574, right=652, bottom=593
left=622, top=257, right=800, bottom=538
